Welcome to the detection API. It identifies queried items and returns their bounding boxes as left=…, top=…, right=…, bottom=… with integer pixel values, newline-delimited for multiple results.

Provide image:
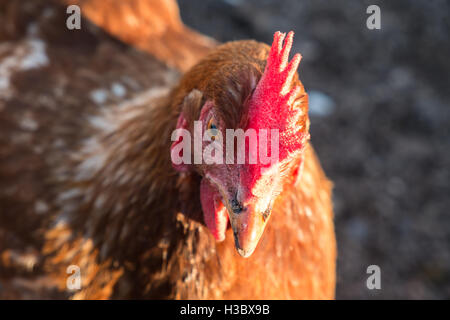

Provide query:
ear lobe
left=171, top=112, right=191, bottom=172
left=170, top=89, right=204, bottom=172
left=292, top=156, right=305, bottom=186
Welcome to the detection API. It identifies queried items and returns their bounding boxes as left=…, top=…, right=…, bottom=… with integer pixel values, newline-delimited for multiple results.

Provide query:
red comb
left=247, top=31, right=309, bottom=163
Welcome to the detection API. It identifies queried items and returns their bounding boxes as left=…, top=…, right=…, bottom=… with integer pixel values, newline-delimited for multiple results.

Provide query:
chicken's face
left=195, top=97, right=295, bottom=258
left=171, top=31, right=309, bottom=257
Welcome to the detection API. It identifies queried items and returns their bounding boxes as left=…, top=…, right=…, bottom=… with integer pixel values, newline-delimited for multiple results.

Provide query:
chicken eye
left=207, top=119, right=218, bottom=140
left=207, top=119, right=217, bottom=130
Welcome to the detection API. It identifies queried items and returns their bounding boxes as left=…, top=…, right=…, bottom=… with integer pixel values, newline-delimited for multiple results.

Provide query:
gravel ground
left=178, top=0, right=450, bottom=299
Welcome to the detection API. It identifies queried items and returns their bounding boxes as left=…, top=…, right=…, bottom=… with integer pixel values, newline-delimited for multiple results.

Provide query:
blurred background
left=177, top=0, right=450, bottom=299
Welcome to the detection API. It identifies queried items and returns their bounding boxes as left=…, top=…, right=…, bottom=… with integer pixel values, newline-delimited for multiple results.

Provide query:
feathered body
left=0, top=0, right=336, bottom=299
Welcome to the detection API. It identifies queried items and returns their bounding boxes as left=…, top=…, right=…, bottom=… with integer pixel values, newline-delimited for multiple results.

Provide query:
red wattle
left=200, top=179, right=229, bottom=241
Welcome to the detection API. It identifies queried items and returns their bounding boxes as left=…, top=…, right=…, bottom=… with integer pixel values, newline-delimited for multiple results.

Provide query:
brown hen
left=0, top=0, right=335, bottom=299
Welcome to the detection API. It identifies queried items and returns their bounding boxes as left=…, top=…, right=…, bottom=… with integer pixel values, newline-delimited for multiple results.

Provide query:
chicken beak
left=224, top=196, right=272, bottom=258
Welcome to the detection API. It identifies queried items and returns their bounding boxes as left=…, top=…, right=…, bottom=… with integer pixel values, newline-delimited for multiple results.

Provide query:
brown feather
left=0, top=0, right=336, bottom=299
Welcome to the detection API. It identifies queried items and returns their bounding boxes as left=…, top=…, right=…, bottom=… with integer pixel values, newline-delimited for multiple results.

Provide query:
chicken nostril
left=231, top=199, right=243, bottom=214
left=262, top=208, right=271, bottom=222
